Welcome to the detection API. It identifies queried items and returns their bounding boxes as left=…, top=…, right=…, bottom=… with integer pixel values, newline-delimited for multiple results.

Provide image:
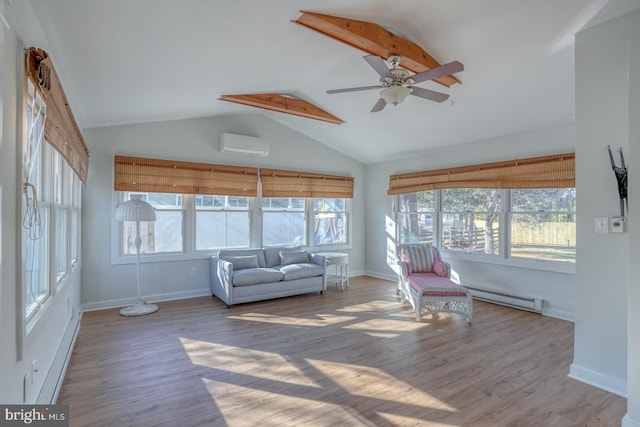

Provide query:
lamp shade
left=380, top=86, right=411, bottom=106
left=115, top=195, right=156, bottom=222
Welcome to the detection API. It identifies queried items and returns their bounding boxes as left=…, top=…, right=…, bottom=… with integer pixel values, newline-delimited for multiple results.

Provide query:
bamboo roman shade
left=26, top=47, right=89, bottom=184
left=114, top=156, right=259, bottom=196
left=387, top=152, right=575, bottom=195
left=261, top=168, right=354, bottom=198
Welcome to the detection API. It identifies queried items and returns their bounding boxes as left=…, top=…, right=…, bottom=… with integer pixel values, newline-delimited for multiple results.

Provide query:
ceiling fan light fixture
left=380, top=86, right=411, bottom=106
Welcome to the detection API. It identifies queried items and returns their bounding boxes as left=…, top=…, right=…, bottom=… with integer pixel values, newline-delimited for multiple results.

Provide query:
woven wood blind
left=26, top=47, right=89, bottom=184
left=261, top=168, right=354, bottom=198
left=114, top=156, right=259, bottom=196
left=388, top=152, right=575, bottom=195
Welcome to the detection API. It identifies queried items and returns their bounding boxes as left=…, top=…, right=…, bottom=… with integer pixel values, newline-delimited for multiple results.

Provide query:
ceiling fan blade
left=364, top=55, right=392, bottom=79
left=410, top=61, right=464, bottom=84
left=371, top=98, right=387, bottom=112
left=327, top=85, right=382, bottom=94
left=409, top=86, right=450, bottom=103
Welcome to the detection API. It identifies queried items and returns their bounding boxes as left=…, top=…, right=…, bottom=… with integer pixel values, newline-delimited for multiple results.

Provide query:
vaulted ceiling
left=29, top=0, right=640, bottom=163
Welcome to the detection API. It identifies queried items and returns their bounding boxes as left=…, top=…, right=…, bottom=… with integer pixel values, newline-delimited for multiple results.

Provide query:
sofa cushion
left=398, top=244, right=434, bottom=273
left=264, top=246, right=301, bottom=267
left=280, top=250, right=310, bottom=265
left=218, top=248, right=266, bottom=268
left=232, top=268, right=284, bottom=286
left=222, top=255, right=259, bottom=270
left=277, top=263, right=325, bottom=281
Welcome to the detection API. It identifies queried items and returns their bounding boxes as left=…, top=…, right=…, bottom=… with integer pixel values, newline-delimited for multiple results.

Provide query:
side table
left=315, top=252, right=349, bottom=291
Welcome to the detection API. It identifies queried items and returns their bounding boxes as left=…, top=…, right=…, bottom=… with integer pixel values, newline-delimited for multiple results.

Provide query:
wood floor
left=58, top=276, right=626, bottom=427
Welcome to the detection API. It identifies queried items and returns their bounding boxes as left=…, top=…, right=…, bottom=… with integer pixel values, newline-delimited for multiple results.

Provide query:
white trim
left=365, top=271, right=397, bottom=282
left=541, top=307, right=575, bottom=322
left=568, top=363, right=627, bottom=397
left=623, top=414, right=640, bottom=427
left=37, top=311, right=81, bottom=404
left=81, top=288, right=212, bottom=312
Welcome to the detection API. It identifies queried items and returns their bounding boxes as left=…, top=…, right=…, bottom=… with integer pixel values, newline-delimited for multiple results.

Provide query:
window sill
left=440, top=250, right=576, bottom=274
left=112, top=244, right=353, bottom=265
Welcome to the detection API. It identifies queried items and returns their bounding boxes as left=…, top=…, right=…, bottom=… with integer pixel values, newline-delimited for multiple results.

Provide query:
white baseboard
left=82, top=288, right=212, bottom=312
left=541, top=307, right=575, bottom=322
left=568, top=363, right=627, bottom=397
left=38, top=311, right=82, bottom=404
left=365, top=271, right=397, bottom=282
left=623, top=414, right=640, bottom=427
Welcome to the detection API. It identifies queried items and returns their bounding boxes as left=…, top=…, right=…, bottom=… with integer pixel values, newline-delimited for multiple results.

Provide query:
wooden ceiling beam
left=294, top=11, right=460, bottom=88
left=219, top=93, right=344, bottom=125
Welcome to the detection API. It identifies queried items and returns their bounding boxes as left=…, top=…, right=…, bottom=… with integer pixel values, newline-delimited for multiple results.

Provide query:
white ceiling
left=29, top=0, right=639, bottom=164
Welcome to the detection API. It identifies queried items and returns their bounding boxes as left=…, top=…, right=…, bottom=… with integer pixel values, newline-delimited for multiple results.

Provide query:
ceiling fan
left=327, top=55, right=464, bottom=112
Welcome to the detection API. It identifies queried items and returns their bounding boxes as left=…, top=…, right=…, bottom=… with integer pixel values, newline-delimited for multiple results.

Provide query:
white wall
left=364, top=125, right=577, bottom=318
left=81, top=114, right=366, bottom=309
left=572, top=11, right=640, bottom=407
left=0, top=1, right=83, bottom=405
left=626, top=34, right=640, bottom=427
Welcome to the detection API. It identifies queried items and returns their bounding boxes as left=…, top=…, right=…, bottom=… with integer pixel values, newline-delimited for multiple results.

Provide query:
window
left=54, top=151, right=69, bottom=282
left=195, top=195, right=250, bottom=250
left=114, top=192, right=351, bottom=262
left=23, top=92, right=82, bottom=319
left=395, top=187, right=575, bottom=266
left=23, top=49, right=86, bottom=323
left=70, top=173, right=81, bottom=267
left=397, top=191, right=435, bottom=244
left=441, top=189, right=502, bottom=255
left=121, top=192, right=183, bottom=255
left=262, top=197, right=306, bottom=246
left=313, top=198, right=348, bottom=245
left=23, top=93, right=51, bottom=318
left=510, top=188, right=575, bottom=263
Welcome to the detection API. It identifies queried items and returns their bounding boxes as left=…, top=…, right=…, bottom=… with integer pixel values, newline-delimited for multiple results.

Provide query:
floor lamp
left=115, top=195, right=159, bottom=316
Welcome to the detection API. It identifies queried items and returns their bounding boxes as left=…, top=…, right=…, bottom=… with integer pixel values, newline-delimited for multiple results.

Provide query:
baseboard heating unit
left=464, top=286, right=543, bottom=313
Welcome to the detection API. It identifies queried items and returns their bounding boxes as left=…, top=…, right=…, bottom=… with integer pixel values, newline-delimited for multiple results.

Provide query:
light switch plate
left=595, top=217, right=608, bottom=233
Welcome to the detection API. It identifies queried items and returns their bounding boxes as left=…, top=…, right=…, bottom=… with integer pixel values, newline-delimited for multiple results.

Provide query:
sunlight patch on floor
left=201, top=377, right=365, bottom=427
left=180, top=338, right=321, bottom=388
left=378, top=412, right=460, bottom=427
left=227, top=312, right=356, bottom=326
left=343, top=318, right=425, bottom=332
left=306, top=359, right=458, bottom=412
left=337, top=300, right=400, bottom=313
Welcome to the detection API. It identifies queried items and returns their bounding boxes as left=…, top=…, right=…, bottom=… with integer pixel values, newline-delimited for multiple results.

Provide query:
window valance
left=26, top=47, right=89, bottom=184
left=261, top=168, right=354, bottom=198
left=114, top=156, right=259, bottom=197
left=387, top=152, right=575, bottom=195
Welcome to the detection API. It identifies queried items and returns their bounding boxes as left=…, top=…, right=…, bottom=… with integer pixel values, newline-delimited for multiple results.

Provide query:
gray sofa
left=210, top=246, right=326, bottom=306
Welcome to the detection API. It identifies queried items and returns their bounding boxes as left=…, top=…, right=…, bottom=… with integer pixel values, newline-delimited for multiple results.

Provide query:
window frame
left=111, top=192, right=352, bottom=265
left=395, top=188, right=575, bottom=274
left=23, top=84, right=82, bottom=324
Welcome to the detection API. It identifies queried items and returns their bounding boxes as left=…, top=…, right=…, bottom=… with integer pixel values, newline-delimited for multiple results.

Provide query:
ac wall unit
left=220, top=133, right=270, bottom=156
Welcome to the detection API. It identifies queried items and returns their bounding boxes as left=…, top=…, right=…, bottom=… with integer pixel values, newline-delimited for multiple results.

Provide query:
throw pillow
left=222, top=255, right=259, bottom=270
left=279, top=250, right=309, bottom=265
left=400, top=245, right=434, bottom=273
left=433, top=260, right=447, bottom=277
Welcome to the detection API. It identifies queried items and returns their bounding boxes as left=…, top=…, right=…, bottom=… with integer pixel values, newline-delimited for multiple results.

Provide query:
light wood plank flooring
left=58, top=276, right=626, bottom=426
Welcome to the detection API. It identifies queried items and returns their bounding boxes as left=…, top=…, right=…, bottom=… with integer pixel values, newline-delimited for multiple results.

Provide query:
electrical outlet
left=191, top=266, right=198, bottom=277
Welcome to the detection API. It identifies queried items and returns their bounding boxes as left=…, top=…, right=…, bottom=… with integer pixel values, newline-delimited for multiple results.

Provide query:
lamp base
left=119, top=302, right=159, bottom=317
